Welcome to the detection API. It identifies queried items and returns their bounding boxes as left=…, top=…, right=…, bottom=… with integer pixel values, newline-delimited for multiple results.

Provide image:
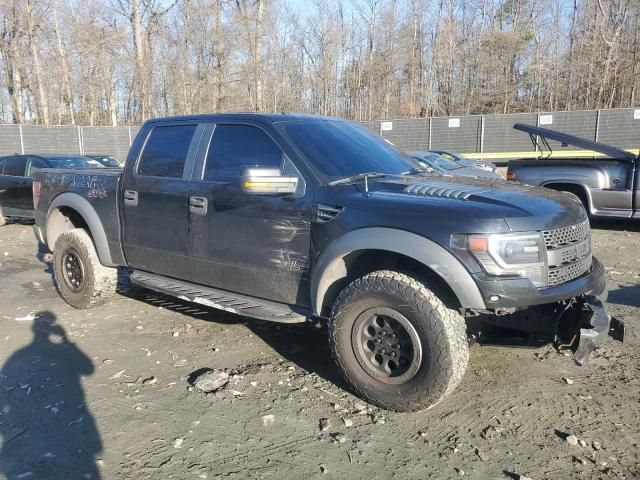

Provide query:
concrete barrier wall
left=483, top=112, right=538, bottom=153
left=81, top=127, right=134, bottom=162
left=360, top=108, right=639, bottom=162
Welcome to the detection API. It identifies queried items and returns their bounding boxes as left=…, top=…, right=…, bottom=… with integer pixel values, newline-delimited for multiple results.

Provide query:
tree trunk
left=52, top=2, right=75, bottom=125
left=25, top=0, right=49, bottom=126
left=0, top=0, right=25, bottom=123
left=131, top=0, right=147, bottom=121
left=254, top=0, right=264, bottom=112
left=213, top=0, right=225, bottom=111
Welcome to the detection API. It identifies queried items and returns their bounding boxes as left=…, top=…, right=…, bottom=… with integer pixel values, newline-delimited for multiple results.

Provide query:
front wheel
left=329, top=270, right=468, bottom=412
left=53, top=228, right=117, bottom=309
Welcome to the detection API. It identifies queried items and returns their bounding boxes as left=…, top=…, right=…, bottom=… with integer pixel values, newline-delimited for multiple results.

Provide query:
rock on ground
left=192, top=370, right=229, bottom=393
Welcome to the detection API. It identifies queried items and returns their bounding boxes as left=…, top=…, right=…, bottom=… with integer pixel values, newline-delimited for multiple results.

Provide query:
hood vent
left=404, top=181, right=492, bottom=200
left=314, top=204, right=344, bottom=223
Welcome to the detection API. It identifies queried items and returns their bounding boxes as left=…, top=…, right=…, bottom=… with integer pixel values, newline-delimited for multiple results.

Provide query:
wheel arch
left=46, top=193, right=115, bottom=266
left=311, top=228, right=485, bottom=316
left=542, top=181, right=592, bottom=214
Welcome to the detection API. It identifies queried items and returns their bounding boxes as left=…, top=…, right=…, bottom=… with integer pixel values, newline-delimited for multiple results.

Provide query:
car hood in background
left=448, top=166, right=500, bottom=179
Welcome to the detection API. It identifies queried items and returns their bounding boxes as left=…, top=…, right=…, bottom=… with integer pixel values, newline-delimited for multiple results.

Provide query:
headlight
left=451, top=232, right=547, bottom=287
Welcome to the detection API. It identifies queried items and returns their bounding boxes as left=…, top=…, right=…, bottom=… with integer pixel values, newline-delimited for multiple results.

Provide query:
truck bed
left=33, top=167, right=125, bottom=265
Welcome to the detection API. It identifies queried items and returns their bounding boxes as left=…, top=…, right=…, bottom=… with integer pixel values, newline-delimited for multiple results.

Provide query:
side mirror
left=417, top=160, right=434, bottom=174
left=240, top=166, right=299, bottom=195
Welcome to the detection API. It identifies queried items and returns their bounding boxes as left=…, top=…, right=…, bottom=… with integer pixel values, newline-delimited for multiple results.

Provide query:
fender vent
left=314, top=204, right=344, bottom=223
left=404, top=182, right=491, bottom=200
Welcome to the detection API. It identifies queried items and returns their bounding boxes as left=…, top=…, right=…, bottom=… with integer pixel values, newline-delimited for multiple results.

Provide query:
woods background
left=1, top=0, right=639, bottom=127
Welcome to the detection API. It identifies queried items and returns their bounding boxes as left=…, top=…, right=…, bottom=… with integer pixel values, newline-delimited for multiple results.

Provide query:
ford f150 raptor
left=32, top=114, right=622, bottom=411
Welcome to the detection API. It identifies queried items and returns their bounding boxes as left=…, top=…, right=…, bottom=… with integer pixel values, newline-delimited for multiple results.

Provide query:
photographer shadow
left=0, top=311, right=102, bottom=479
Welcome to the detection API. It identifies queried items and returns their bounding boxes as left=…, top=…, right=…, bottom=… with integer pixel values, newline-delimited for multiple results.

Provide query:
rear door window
left=3, top=156, right=27, bottom=176
left=203, top=125, right=283, bottom=181
left=138, top=124, right=197, bottom=178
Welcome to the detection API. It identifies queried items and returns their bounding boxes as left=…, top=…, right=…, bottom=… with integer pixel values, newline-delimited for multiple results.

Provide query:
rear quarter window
left=138, top=124, right=197, bottom=178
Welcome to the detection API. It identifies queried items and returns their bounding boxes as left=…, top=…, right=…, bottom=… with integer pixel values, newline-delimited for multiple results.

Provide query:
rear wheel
left=329, top=270, right=468, bottom=412
left=53, top=228, right=117, bottom=309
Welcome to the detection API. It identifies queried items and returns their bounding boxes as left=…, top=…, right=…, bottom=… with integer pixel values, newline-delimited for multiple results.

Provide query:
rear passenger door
left=121, top=122, right=204, bottom=279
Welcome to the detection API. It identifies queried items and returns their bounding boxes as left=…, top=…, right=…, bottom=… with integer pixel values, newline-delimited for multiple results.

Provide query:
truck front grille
left=542, top=219, right=590, bottom=249
left=548, top=254, right=592, bottom=286
left=543, top=220, right=592, bottom=287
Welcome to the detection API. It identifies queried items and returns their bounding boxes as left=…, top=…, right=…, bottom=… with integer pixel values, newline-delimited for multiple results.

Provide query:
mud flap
left=573, top=295, right=624, bottom=366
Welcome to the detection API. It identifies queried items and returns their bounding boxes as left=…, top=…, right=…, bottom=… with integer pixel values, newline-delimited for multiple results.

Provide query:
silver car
left=429, top=149, right=497, bottom=173
left=410, top=151, right=501, bottom=180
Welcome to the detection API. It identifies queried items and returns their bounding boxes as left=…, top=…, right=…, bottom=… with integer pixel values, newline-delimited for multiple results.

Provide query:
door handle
left=123, top=190, right=138, bottom=206
left=189, top=196, right=208, bottom=215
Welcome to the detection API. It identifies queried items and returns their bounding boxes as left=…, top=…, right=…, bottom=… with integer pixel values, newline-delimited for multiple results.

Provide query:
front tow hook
left=573, top=295, right=624, bottom=366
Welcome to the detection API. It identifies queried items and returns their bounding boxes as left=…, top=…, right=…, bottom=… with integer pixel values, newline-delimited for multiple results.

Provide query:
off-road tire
left=329, top=270, right=468, bottom=412
left=53, top=228, right=117, bottom=309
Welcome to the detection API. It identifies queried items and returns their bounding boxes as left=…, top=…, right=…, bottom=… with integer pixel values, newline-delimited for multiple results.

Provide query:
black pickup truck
left=32, top=113, right=620, bottom=411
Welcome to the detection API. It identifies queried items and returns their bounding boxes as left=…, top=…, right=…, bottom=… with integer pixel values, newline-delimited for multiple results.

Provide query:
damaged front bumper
left=572, top=291, right=624, bottom=365
left=469, top=269, right=624, bottom=365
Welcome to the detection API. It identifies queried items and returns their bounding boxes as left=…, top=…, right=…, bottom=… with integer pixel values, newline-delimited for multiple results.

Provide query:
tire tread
left=53, top=228, right=117, bottom=308
left=329, top=270, right=468, bottom=412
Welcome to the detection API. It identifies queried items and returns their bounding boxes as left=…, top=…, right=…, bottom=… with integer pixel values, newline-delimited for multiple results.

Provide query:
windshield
left=435, top=151, right=465, bottom=163
left=419, top=153, right=463, bottom=171
left=47, top=156, right=105, bottom=169
left=280, top=120, right=418, bottom=181
left=89, top=155, right=120, bottom=167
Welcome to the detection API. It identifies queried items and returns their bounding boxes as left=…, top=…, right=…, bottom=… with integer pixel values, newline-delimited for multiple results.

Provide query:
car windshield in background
left=281, top=120, right=418, bottom=181
left=88, top=155, right=121, bottom=167
left=421, top=154, right=463, bottom=171
left=437, top=151, right=465, bottom=163
left=47, top=156, right=105, bottom=169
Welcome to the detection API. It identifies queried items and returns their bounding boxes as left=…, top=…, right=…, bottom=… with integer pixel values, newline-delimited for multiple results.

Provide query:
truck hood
left=362, top=174, right=588, bottom=231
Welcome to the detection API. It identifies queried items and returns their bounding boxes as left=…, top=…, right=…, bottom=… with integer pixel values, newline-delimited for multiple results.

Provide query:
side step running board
left=130, top=270, right=309, bottom=324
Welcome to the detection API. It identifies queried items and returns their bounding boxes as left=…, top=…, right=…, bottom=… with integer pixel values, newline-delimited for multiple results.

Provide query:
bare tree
left=25, top=0, right=49, bottom=125
left=0, top=0, right=639, bottom=125
left=0, top=0, right=25, bottom=123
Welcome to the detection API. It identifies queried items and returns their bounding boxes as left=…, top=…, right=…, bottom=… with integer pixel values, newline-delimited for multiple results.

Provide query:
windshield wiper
left=327, top=172, right=388, bottom=186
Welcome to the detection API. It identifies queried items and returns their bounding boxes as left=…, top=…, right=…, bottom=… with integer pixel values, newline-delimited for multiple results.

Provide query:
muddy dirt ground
left=0, top=220, right=638, bottom=480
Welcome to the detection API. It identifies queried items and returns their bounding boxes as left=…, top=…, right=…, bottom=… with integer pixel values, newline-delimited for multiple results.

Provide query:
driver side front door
left=188, top=123, right=313, bottom=307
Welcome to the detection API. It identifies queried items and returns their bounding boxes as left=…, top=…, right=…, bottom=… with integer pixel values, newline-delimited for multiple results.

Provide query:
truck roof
left=513, top=123, right=637, bottom=162
left=145, top=112, right=341, bottom=125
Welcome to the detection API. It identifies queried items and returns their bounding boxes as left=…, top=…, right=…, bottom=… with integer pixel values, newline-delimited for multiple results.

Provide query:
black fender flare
left=46, top=192, right=115, bottom=266
left=310, top=227, right=486, bottom=315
